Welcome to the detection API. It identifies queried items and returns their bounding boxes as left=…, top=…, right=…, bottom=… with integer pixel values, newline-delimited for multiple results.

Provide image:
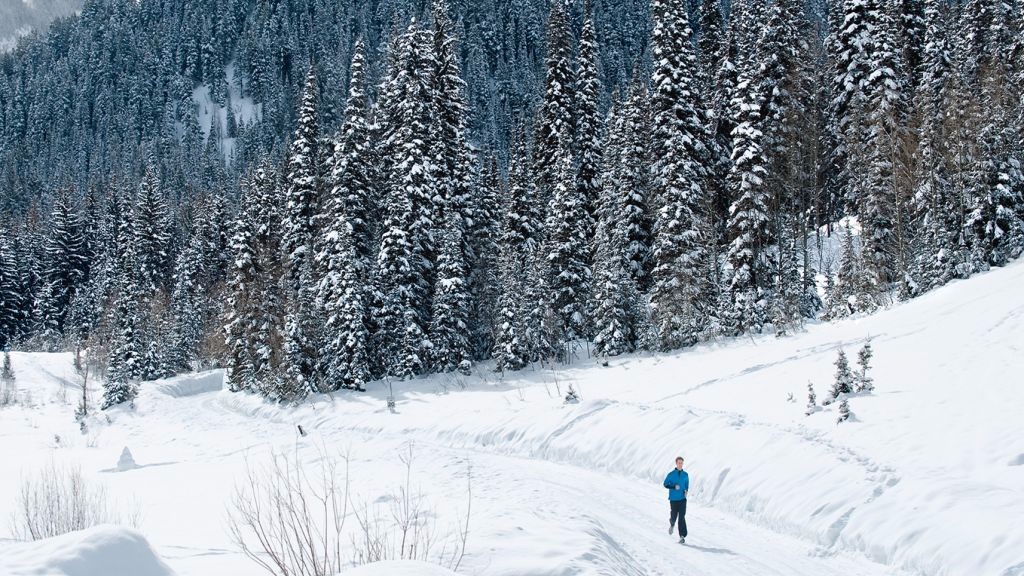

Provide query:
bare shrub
left=11, top=461, right=138, bottom=540
left=351, top=443, right=470, bottom=571
left=228, top=448, right=350, bottom=576
left=230, top=444, right=470, bottom=575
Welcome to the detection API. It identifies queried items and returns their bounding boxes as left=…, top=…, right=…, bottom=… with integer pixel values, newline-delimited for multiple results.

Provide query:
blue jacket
left=663, top=469, right=689, bottom=501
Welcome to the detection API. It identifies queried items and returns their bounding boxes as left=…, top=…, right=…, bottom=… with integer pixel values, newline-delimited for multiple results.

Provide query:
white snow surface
left=343, top=561, right=458, bottom=576
left=0, top=525, right=175, bottom=576
left=1, top=260, right=1023, bottom=575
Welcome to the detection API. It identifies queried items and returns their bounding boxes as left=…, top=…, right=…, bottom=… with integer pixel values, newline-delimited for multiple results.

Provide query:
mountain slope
left=1, top=260, right=1022, bottom=575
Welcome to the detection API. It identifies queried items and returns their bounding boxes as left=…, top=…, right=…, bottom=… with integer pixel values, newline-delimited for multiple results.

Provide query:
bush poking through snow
left=349, top=443, right=470, bottom=571
left=11, top=461, right=137, bottom=541
left=228, top=444, right=471, bottom=575
left=229, top=448, right=350, bottom=576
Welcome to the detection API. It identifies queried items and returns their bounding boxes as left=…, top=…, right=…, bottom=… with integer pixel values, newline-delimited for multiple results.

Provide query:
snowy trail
left=93, top=380, right=897, bottom=576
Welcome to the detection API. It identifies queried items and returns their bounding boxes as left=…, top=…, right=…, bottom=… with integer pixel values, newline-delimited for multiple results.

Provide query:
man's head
left=675, top=457, right=684, bottom=470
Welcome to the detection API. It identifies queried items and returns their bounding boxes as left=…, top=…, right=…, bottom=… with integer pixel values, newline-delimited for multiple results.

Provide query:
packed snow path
left=2, top=260, right=1023, bottom=575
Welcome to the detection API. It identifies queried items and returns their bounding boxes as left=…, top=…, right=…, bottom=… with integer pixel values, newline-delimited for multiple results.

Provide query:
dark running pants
left=670, top=499, right=688, bottom=537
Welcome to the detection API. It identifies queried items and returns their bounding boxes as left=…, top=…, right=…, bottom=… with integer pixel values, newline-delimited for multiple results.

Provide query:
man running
left=663, top=456, right=689, bottom=543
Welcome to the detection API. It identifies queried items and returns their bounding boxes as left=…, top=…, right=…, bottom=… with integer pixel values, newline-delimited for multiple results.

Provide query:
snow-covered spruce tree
left=964, top=34, right=1024, bottom=270
left=534, top=0, right=576, bottom=201
left=825, top=349, right=855, bottom=405
left=282, top=65, right=325, bottom=398
left=804, top=381, right=818, bottom=416
left=620, top=77, right=654, bottom=290
left=224, top=175, right=261, bottom=394
left=468, top=156, right=502, bottom=362
left=857, top=0, right=910, bottom=298
left=837, top=220, right=876, bottom=314
left=576, top=11, right=603, bottom=247
left=429, top=210, right=473, bottom=375
left=104, top=244, right=143, bottom=409
left=169, top=231, right=205, bottom=373
left=251, top=170, right=289, bottom=399
left=837, top=394, right=852, bottom=423
left=0, top=231, right=21, bottom=350
left=725, top=39, right=770, bottom=334
left=828, top=0, right=874, bottom=214
left=132, top=172, right=172, bottom=297
left=592, top=188, right=638, bottom=359
left=545, top=149, right=592, bottom=355
left=432, top=0, right=488, bottom=364
left=323, top=39, right=377, bottom=283
left=322, top=215, right=371, bottom=391
left=649, top=0, right=713, bottom=350
left=911, top=0, right=958, bottom=293
left=492, top=140, right=538, bottom=372
left=39, top=190, right=88, bottom=347
left=698, top=0, right=726, bottom=89
left=1, top=351, right=14, bottom=386
left=856, top=340, right=875, bottom=392
left=373, top=22, right=438, bottom=380
left=317, top=43, right=375, bottom=392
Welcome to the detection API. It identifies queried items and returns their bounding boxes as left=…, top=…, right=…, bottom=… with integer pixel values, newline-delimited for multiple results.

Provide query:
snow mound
left=341, top=560, right=458, bottom=576
left=153, top=370, right=223, bottom=398
left=0, top=525, right=175, bottom=576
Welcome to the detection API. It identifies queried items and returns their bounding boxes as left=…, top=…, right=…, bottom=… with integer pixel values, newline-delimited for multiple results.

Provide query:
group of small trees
left=806, top=341, right=874, bottom=423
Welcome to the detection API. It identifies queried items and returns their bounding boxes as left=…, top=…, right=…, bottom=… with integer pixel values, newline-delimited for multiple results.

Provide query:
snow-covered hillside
left=1, top=260, right=1023, bottom=576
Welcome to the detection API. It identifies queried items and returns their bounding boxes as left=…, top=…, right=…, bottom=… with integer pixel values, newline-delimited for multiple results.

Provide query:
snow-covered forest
left=0, top=0, right=1022, bottom=406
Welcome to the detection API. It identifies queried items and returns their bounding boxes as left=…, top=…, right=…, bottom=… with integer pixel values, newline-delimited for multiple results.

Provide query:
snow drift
left=0, top=525, right=175, bottom=576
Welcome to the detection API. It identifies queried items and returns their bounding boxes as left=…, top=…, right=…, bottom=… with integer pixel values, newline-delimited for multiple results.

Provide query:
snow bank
left=0, top=525, right=175, bottom=576
left=153, top=370, right=223, bottom=398
left=341, top=560, right=458, bottom=576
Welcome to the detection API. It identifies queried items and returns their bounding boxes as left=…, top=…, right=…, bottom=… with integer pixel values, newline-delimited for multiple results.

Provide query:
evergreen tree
left=545, top=150, right=592, bottom=351
left=492, top=141, right=537, bottom=372
left=132, top=173, right=172, bottom=297
left=825, top=348, right=855, bottom=404
left=468, top=157, right=502, bottom=361
left=726, top=45, right=771, bottom=333
left=837, top=394, right=852, bottom=422
left=429, top=211, right=473, bottom=375
left=535, top=0, right=576, bottom=199
left=912, top=0, right=958, bottom=292
left=804, top=381, right=818, bottom=416
left=1, top=351, right=13, bottom=387
left=39, top=190, right=88, bottom=344
left=856, top=340, right=875, bottom=392
left=576, top=11, right=603, bottom=244
left=0, top=232, right=20, bottom=350
left=620, top=78, right=654, bottom=289
left=321, top=214, right=371, bottom=391
left=282, top=65, right=324, bottom=397
left=649, top=0, right=713, bottom=350
left=324, top=39, right=377, bottom=280
left=373, top=22, right=439, bottom=380
left=317, top=43, right=375, bottom=392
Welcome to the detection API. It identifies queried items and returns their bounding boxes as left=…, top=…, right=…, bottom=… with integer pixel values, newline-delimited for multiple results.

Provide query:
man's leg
left=669, top=500, right=679, bottom=534
left=679, top=499, right=688, bottom=538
